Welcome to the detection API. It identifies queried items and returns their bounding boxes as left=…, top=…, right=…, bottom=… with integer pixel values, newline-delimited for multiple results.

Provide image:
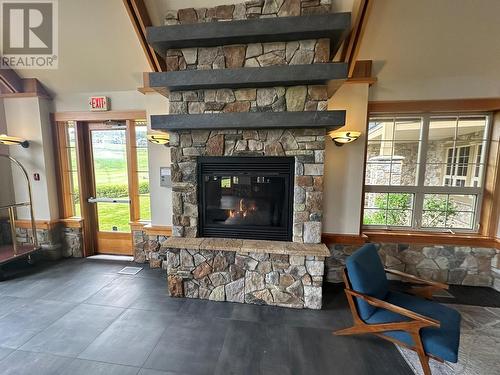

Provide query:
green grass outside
left=96, top=196, right=150, bottom=232
left=81, top=144, right=151, bottom=232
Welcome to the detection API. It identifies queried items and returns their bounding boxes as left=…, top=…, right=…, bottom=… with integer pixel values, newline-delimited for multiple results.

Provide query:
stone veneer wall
left=15, top=226, right=62, bottom=260
left=165, top=40, right=329, bottom=72
left=326, top=242, right=500, bottom=289
left=0, top=222, right=83, bottom=260
left=169, top=86, right=328, bottom=115
left=61, top=226, right=83, bottom=258
left=165, top=0, right=334, bottom=26
left=170, top=128, right=325, bottom=243
left=492, top=252, right=500, bottom=292
left=133, top=230, right=169, bottom=267
left=166, top=247, right=325, bottom=309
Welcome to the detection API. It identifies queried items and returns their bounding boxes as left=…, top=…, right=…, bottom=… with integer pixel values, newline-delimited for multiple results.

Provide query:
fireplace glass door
left=198, top=157, right=294, bottom=241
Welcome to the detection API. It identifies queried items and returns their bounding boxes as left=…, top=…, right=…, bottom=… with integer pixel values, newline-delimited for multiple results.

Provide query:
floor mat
left=118, top=266, right=143, bottom=275
left=88, top=255, right=134, bottom=262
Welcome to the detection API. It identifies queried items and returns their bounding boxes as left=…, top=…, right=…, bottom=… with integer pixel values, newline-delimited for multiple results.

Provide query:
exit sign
left=89, top=96, right=109, bottom=111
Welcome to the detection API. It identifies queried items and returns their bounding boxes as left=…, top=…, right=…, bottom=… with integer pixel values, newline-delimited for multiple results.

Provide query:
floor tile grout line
left=7, top=349, right=146, bottom=373
left=139, top=313, right=183, bottom=370
left=74, top=306, right=130, bottom=360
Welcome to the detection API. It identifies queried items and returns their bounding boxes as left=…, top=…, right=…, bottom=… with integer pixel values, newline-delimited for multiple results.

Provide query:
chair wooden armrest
left=385, top=268, right=449, bottom=290
left=344, top=288, right=440, bottom=328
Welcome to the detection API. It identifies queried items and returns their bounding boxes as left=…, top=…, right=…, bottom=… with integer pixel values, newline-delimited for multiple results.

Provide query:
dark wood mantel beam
left=123, top=0, right=166, bottom=72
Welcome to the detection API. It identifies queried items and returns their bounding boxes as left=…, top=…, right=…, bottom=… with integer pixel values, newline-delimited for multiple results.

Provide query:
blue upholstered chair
left=334, top=244, right=461, bottom=375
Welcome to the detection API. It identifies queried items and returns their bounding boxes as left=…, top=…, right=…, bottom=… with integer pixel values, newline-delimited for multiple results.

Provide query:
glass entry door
left=88, top=123, right=132, bottom=254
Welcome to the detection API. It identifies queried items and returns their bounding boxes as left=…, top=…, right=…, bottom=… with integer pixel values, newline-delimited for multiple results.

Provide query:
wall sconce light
left=328, top=130, right=361, bottom=146
left=147, top=132, right=170, bottom=146
left=0, top=134, right=30, bottom=148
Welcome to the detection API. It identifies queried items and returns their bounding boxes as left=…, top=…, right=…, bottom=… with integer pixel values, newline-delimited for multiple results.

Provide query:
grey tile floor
left=0, top=258, right=413, bottom=375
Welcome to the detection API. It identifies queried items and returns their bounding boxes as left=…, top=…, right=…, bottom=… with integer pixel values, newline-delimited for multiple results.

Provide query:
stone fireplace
left=146, top=0, right=351, bottom=309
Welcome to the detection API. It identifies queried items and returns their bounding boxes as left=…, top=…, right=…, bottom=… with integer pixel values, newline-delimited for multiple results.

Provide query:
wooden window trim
left=53, top=110, right=146, bottom=122
left=126, top=120, right=140, bottom=222
left=368, top=98, right=500, bottom=114
left=363, top=230, right=496, bottom=248
left=321, top=230, right=497, bottom=248
left=127, top=120, right=151, bottom=223
left=53, top=121, right=79, bottom=218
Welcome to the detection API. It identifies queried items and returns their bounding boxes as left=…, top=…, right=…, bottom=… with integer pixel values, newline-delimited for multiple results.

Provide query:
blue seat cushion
left=365, top=291, right=461, bottom=363
left=346, top=244, right=389, bottom=320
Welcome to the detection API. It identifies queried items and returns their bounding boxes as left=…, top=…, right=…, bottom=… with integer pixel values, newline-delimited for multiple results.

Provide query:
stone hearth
left=164, top=237, right=329, bottom=309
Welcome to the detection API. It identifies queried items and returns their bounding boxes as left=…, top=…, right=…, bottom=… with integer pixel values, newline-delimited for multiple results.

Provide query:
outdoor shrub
left=72, top=181, right=150, bottom=202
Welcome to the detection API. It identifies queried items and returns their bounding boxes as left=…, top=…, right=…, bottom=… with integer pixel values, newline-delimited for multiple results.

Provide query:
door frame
left=87, top=122, right=134, bottom=255
left=53, top=111, right=147, bottom=256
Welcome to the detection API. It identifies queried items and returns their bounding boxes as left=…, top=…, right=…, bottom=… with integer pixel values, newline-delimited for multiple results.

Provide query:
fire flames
left=229, top=199, right=257, bottom=219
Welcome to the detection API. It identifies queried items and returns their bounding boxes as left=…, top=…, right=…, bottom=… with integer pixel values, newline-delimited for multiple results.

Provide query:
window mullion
left=413, top=115, right=429, bottom=229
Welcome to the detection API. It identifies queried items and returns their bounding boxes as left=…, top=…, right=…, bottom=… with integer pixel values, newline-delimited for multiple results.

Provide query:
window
left=444, top=146, right=470, bottom=187
left=56, top=121, right=81, bottom=218
left=134, top=121, right=151, bottom=221
left=364, top=114, right=490, bottom=231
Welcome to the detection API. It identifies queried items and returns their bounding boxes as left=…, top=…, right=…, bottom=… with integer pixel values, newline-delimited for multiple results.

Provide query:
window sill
left=363, top=230, right=496, bottom=248
left=59, top=217, right=83, bottom=228
left=129, top=221, right=150, bottom=231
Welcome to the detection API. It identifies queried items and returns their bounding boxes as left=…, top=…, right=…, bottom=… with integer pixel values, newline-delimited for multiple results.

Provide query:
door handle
left=87, top=197, right=131, bottom=204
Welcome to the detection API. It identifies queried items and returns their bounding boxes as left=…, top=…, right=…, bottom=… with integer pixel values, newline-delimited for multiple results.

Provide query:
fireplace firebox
left=198, top=156, right=294, bottom=241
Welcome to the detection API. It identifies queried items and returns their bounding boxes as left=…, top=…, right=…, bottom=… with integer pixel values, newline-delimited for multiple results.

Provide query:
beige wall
left=323, top=83, right=369, bottom=234
left=358, top=0, right=500, bottom=101
left=4, top=97, right=59, bottom=221
left=144, top=93, right=172, bottom=226
left=54, top=90, right=146, bottom=112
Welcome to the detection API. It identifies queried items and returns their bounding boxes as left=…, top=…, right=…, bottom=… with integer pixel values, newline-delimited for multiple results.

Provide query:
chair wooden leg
left=416, top=351, right=431, bottom=375
left=411, top=331, right=432, bottom=375
left=333, top=325, right=367, bottom=336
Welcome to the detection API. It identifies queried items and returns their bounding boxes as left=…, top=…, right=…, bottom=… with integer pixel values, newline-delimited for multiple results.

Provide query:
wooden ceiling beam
left=0, top=74, right=51, bottom=99
left=344, top=60, right=377, bottom=85
left=123, top=0, right=166, bottom=72
left=368, top=98, right=500, bottom=114
left=341, top=0, right=373, bottom=77
left=0, top=65, right=24, bottom=94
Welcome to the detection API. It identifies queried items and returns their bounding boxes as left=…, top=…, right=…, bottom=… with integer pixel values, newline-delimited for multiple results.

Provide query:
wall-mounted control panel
left=160, top=167, right=171, bottom=187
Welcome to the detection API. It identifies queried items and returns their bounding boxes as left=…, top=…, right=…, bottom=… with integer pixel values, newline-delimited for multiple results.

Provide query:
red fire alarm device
left=89, top=96, right=110, bottom=111
left=33, top=173, right=40, bottom=181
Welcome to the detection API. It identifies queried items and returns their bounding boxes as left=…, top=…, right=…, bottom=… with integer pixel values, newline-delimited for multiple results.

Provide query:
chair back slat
left=345, top=243, right=389, bottom=320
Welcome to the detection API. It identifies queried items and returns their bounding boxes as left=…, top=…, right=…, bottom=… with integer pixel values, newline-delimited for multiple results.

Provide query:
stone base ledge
left=166, top=247, right=324, bottom=309
left=162, top=237, right=330, bottom=257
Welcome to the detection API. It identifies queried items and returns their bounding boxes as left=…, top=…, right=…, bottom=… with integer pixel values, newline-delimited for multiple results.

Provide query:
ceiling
left=17, top=0, right=150, bottom=96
